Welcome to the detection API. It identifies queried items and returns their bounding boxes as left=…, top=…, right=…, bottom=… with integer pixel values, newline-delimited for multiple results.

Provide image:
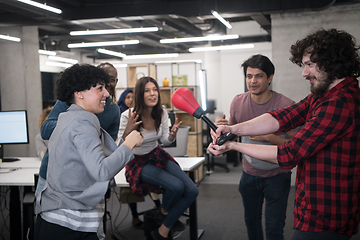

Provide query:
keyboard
left=2, top=158, right=20, bottom=162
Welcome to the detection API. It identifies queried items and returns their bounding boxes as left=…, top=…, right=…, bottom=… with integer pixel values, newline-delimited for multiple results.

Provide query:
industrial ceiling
left=0, top=0, right=359, bottom=60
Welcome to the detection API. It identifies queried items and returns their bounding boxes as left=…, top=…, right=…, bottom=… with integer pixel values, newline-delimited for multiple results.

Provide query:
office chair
left=22, top=173, right=39, bottom=240
left=164, top=126, right=190, bottom=157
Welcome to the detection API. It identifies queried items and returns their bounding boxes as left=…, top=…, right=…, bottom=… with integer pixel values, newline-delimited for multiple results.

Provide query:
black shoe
left=153, top=209, right=165, bottom=225
left=172, top=220, right=185, bottom=232
left=132, top=218, right=144, bottom=229
left=151, top=229, right=168, bottom=240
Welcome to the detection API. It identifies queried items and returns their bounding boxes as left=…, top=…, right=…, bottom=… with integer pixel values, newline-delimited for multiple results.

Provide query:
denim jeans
left=140, top=160, right=198, bottom=229
left=35, top=175, right=46, bottom=198
left=239, top=171, right=292, bottom=240
left=292, top=229, right=352, bottom=240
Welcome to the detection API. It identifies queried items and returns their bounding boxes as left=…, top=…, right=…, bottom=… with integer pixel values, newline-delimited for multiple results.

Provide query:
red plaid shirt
left=269, top=77, right=360, bottom=235
left=125, top=145, right=178, bottom=196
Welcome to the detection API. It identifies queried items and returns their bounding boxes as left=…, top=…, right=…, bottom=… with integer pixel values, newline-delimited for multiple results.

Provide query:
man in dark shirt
left=208, top=29, right=360, bottom=240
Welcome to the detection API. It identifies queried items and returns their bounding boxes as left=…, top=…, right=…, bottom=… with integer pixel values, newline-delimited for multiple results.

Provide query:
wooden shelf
left=127, top=64, right=157, bottom=88
left=159, top=87, right=172, bottom=110
left=187, top=133, right=203, bottom=157
left=175, top=112, right=202, bottom=134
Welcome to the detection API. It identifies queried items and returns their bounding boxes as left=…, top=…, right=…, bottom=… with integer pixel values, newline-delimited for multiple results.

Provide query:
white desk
left=0, top=157, right=40, bottom=240
left=0, top=157, right=40, bottom=186
left=1, top=157, right=41, bottom=169
left=0, top=168, right=39, bottom=186
left=0, top=157, right=205, bottom=186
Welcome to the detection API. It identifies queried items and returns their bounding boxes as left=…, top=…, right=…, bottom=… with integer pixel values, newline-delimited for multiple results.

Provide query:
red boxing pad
left=171, top=87, right=200, bottom=115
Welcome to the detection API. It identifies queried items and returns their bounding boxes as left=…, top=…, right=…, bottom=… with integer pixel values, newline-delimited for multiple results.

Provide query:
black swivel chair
left=22, top=173, right=39, bottom=240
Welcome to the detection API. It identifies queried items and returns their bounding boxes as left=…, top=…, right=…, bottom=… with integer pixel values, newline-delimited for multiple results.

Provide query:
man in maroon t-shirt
left=217, top=54, right=296, bottom=240
left=209, top=29, right=360, bottom=240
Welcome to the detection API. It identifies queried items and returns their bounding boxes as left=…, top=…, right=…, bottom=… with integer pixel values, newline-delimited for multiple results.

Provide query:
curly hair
left=290, top=29, right=360, bottom=80
left=134, top=76, right=163, bottom=133
left=56, top=64, right=110, bottom=106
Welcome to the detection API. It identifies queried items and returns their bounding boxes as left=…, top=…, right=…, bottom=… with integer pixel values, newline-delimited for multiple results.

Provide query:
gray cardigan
left=36, top=104, right=134, bottom=213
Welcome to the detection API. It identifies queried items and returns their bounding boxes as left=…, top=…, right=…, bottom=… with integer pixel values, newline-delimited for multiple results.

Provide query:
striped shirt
left=41, top=202, right=104, bottom=232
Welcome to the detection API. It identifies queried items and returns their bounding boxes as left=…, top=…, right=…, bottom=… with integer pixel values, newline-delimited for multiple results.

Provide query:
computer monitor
left=0, top=110, right=29, bottom=144
left=0, top=110, right=29, bottom=162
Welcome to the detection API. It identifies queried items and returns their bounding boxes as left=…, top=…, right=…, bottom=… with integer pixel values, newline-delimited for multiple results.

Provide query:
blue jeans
left=140, top=160, right=198, bottom=229
left=35, top=176, right=46, bottom=198
left=239, top=171, right=291, bottom=240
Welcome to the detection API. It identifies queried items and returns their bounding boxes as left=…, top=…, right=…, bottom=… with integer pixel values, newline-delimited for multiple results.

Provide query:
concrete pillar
left=0, top=26, right=42, bottom=157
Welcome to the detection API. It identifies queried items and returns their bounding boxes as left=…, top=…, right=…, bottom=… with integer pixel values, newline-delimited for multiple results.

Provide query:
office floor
left=104, top=156, right=360, bottom=240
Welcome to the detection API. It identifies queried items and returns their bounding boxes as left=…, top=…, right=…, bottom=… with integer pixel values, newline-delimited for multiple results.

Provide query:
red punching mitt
left=171, top=87, right=202, bottom=117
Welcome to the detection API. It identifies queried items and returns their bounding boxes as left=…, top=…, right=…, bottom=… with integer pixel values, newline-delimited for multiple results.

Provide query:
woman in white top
left=118, top=77, right=198, bottom=240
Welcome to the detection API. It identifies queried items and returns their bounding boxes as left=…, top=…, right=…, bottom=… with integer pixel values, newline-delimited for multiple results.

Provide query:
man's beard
left=309, top=75, right=333, bottom=97
left=107, top=88, right=115, bottom=98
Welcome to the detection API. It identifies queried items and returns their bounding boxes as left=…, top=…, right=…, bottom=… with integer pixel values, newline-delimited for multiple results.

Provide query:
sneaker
left=153, top=209, right=165, bottom=225
left=172, top=220, right=185, bottom=232
left=132, top=218, right=144, bottom=229
left=151, top=229, right=168, bottom=240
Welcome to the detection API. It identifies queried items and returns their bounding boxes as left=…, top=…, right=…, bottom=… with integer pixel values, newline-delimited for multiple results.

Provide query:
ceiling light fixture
left=211, top=10, right=232, bottom=29
left=189, top=44, right=254, bottom=52
left=17, top=0, right=62, bottom=14
left=198, top=69, right=207, bottom=111
left=38, top=49, right=56, bottom=56
left=48, top=56, right=78, bottom=64
left=123, top=53, right=179, bottom=60
left=97, top=48, right=126, bottom=58
left=68, top=40, right=139, bottom=48
left=160, top=34, right=238, bottom=44
left=46, top=62, right=72, bottom=68
left=155, top=59, right=202, bottom=64
left=0, top=34, right=21, bottom=42
left=70, top=18, right=119, bottom=24
left=70, top=27, right=159, bottom=36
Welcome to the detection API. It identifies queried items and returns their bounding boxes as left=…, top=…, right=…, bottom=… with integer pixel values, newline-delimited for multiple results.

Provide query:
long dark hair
left=134, top=77, right=163, bottom=132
